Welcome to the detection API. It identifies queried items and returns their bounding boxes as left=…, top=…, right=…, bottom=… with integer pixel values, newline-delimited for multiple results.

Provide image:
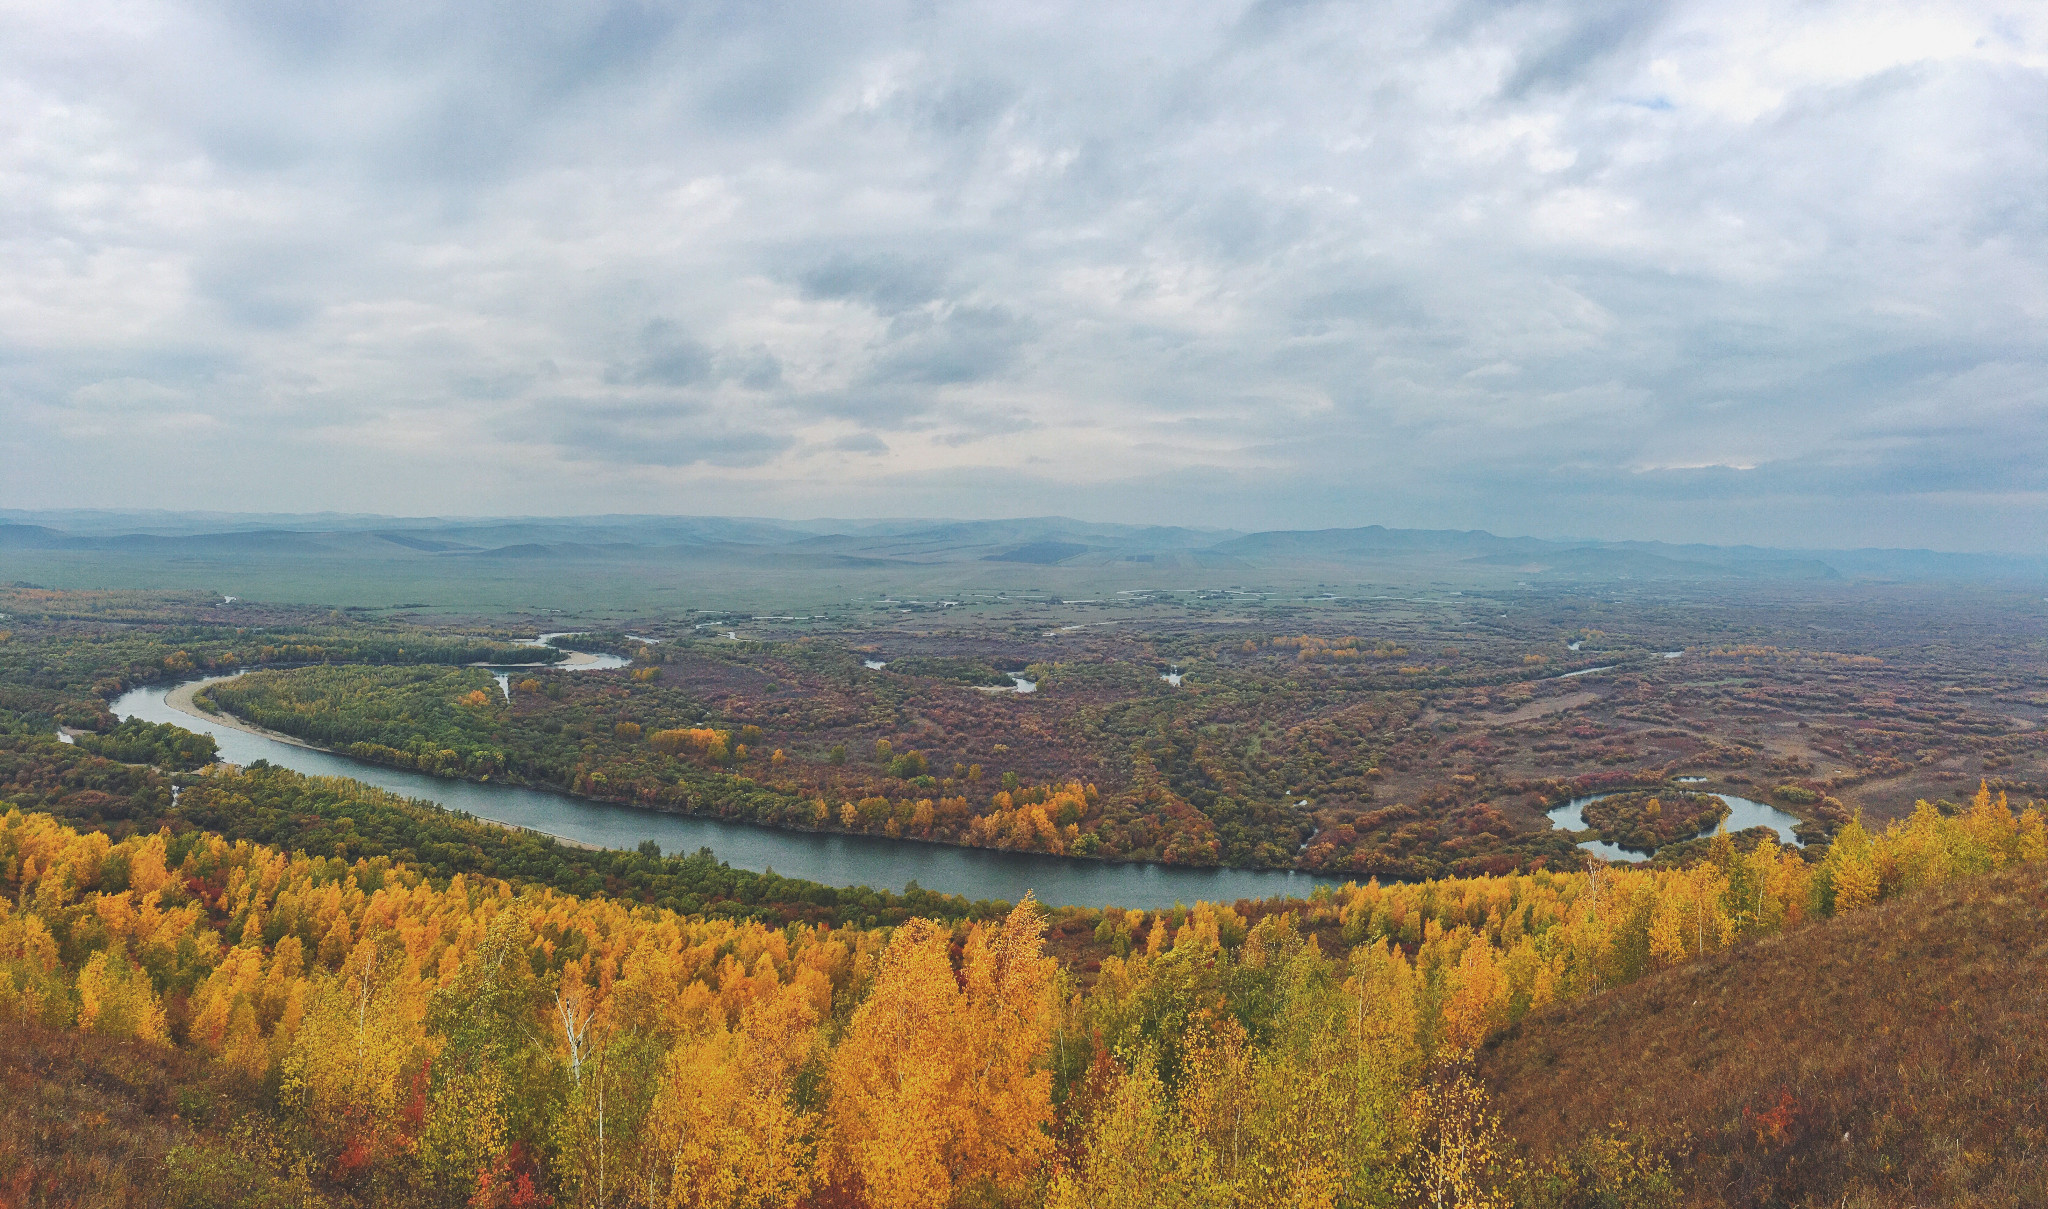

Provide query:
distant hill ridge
left=2, top=512, right=2043, bottom=582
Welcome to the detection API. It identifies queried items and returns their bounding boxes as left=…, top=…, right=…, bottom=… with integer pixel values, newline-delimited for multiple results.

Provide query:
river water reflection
left=115, top=678, right=1336, bottom=909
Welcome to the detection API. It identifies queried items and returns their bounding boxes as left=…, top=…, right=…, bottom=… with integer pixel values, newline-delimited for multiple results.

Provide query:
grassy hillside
left=0, top=1019, right=319, bottom=1209
left=1482, top=859, right=2048, bottom=1207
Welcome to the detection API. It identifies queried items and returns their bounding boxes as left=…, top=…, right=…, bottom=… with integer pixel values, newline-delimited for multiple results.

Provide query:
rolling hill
left=1482, top=860, right=2048, bottom=1208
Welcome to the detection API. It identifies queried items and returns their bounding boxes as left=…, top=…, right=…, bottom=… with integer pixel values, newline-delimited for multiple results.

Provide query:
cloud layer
left=3, top=0, right=2043, bottom=548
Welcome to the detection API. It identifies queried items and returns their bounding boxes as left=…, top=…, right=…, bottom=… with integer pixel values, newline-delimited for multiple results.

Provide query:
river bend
left=115, top=677, right=1336, bottom=909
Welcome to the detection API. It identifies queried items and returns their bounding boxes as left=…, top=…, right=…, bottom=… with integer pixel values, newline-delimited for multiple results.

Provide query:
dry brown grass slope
left=1481, top=861, right=2048, bottom=1208
left=0, top=1021, right=199, bottom=1208
left=0, top=1021, right=321, bottom=1209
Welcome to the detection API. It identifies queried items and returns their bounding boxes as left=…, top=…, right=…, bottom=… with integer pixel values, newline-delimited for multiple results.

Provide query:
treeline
left=0, top=809, right=1626, bottom=1209
left=4, top=784, right=2044, bottom=1206
left=204, top=667, right=858, bottom=839
left=73, top=717, right=220, bottom=770
left=0, top=591, right=568, bottom=742
left=881, top=654, right=1017, bottom=686
left=0, top=713, right=174, bottom=833
left=207, top=666, right=1124, bottom=861
left=538, top=630, right=653, bottom=657
left=1, top=624, right=560, bottom=705
left=1575, top=789, right=1728, bottom=853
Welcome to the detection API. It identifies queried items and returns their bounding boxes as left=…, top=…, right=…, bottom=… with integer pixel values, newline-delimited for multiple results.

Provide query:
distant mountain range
left=2, top=511, right=2042, bottom=583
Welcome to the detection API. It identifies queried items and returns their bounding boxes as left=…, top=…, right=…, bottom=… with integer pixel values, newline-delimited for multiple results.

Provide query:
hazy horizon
left=4, top=0, right=2043, bottom=552
left=9, top=505, right=2048, bottom=562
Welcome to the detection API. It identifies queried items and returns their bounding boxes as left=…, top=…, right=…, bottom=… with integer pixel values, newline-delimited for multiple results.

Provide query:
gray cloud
left=0, top=0, right=2042, bottom=549
left=719, top=346, right=784, bottom=391
left=612, top=321, right=715, bottom=388
left=543, top=398, right=797, bottom=469
left=1499, top=0, right=1673, bottom=98
left=867, top=304, right=1034, bottom=387
left=831, top=432, right=889, bottom=454
left=796, top=254, right=952, bottom=316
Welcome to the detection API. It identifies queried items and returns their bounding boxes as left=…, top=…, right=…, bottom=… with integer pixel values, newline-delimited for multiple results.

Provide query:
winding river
left=114, top=673, right=1336, bottom=909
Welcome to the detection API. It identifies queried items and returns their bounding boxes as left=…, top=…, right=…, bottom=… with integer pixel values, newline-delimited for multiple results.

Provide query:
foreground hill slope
left=0, top=1021, right=230, bottom=1208
left=1483, top=859, right=2048, bottom=1208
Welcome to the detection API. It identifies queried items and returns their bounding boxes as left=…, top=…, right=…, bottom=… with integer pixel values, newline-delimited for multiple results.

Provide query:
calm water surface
left=115, top=677, right=1336, bottom=909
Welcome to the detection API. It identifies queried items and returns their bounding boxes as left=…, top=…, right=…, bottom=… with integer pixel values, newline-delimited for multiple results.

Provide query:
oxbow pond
left=1546, top=791, right=1808, bottom=863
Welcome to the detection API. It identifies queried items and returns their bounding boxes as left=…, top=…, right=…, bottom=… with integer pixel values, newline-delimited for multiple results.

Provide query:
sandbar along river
left=115, top=673, right=1336, bottom=909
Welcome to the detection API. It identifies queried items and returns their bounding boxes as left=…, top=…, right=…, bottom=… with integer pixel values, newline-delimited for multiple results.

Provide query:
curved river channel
left=115, top=675, right=1337, bottom=909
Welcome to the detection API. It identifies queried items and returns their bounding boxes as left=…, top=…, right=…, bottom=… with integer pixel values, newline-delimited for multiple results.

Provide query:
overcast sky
left=2, top=0, right=2043, bottom=549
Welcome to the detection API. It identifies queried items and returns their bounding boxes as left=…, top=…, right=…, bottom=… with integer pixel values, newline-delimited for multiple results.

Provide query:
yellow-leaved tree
left=1406, top=1064, right=1517, bottom=1209
left=828, top=894, right=1056, bottom=1208
left=281, top=937, right=433, bottom=1173
left=76, top=950, right=169, bottom=1044
left=1046, top=1047, right=1214, bottom=1209
left=1824, top=816, right=1880, bottom=915
left=645, top=975, right=824, bottom=1209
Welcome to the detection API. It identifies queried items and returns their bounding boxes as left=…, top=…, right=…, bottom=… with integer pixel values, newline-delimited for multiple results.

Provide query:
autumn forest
left=5, top=572, right=2048, bottom=1207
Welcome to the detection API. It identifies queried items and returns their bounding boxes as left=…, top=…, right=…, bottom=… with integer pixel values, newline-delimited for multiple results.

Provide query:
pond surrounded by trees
left=114, top=677, right=1337, bottom=909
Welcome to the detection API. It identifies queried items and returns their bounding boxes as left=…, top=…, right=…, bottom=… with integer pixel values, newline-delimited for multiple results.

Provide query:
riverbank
left=468, top=814, right=601, bottom=851
left=165, top=674, right=626, bottom=809
left=163, top=679, right=326, bottom=752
